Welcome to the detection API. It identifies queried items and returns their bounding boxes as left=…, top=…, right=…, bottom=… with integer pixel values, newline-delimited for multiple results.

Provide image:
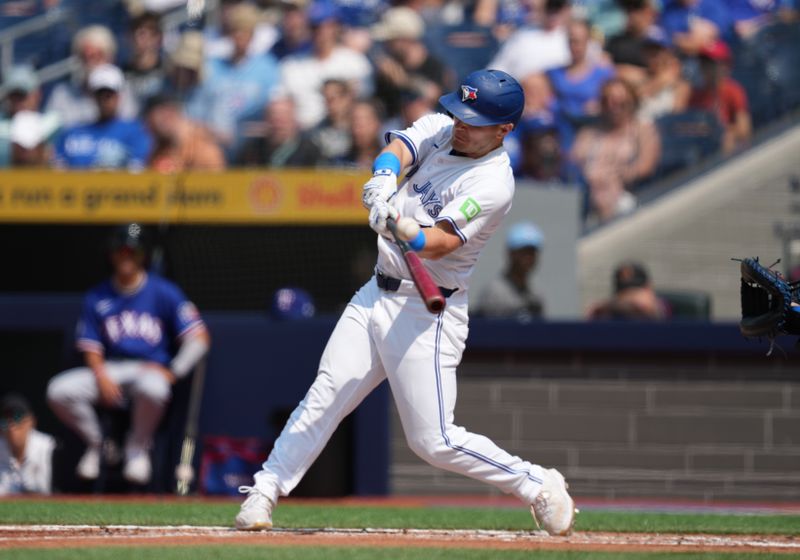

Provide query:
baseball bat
left=386, top=217, right=446, bottom=314
left=175, top=356, right=207, bottom=496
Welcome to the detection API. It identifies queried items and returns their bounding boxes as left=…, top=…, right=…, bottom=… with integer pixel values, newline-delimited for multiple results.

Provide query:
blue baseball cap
left=270, top=287, right=316, bottom=320
left=307, top=1, right=338, bottom=25
left=439, top=69, right=525, bottom=127
left=506, top=222, right=543, bottom=250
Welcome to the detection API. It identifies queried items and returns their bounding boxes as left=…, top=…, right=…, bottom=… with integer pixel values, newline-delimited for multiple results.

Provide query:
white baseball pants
left=47, top=361, right=172, bottom=451
left=253, top=276, right=544, bottom=504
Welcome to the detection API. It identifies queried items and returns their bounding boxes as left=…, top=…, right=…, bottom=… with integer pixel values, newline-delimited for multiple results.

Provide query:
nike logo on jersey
left=412, top=181, right=444, bottom=218
left=104, top=311, right=164, bottom=345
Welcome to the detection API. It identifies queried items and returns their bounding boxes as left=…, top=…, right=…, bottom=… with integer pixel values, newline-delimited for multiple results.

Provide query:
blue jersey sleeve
left=127, top=121, right=153, bottom=169
left=160, top=281, right=205, bottom=339
left=75, top=293, right=104, bottom=354
left=52, top=130, right=68, bottom=167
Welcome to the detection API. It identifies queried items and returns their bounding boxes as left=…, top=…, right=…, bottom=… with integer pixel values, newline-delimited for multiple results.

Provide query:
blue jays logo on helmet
left=461, top=85, right=478, bottom=103
left=440, top=69, right=524, bottom=127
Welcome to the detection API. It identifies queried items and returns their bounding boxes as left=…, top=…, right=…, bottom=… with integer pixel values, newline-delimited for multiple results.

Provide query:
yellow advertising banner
left=0, top=169, right=372, bottom=224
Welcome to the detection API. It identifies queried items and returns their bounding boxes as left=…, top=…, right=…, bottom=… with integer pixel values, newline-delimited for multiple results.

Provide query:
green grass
left=0, top=499, right=798, bottom=535
left=1, top=548, right=799, bottom=560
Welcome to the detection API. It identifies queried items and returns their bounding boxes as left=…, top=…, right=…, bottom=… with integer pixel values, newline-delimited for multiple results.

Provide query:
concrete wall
left=469, top=184, right=582, bottom=320
left=390, top=369, right=800, bottom=502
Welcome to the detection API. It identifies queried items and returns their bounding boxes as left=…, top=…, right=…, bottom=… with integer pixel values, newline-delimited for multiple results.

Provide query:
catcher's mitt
left=739, top=257, right=800, bottom=339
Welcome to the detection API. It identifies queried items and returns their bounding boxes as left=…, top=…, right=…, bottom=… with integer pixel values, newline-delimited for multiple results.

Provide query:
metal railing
left=0, top=6, right=72, bottom=78
left=0, top=0, right=221, bottom=97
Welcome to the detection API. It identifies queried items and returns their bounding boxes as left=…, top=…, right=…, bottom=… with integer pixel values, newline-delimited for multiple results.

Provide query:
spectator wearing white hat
left=9, top=111, right=53, bottom=167
left=476, top=222, right=546, bottom=319
left=45, top=25, right=139, bottom=128
left=53, top=64, right=152, bottom=170
left=0, top=66, right=60, bottom=168
left=371, top=6, right=452, bottom=118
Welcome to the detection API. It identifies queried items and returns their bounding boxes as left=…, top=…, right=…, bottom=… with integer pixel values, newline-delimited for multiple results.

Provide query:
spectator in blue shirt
left=186, top=2, right=281, bottom=159
left=547, top=19, right=615, bottom=153
left=660, top=0, right=733, bottom=55
left=54, top=64, right=152, bottom=170
left=729, top=0, right=789, bottom=38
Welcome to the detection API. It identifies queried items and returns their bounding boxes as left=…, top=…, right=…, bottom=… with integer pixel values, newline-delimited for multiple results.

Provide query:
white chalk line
left=0, top=525, right=798, bottom=550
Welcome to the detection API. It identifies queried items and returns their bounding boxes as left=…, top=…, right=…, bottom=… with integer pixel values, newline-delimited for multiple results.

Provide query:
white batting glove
left=368, top=199, right=399, bottom=237
left=362, top=170, right=397, bottom=209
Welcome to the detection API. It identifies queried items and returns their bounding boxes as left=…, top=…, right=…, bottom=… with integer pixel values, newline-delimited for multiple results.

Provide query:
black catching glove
left=739, top=257, right=800, bottom=339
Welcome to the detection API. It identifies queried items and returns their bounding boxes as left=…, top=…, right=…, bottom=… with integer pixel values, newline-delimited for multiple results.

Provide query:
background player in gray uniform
left=477, top=221, right=545, bottom=319
left=236, top=69, right=576, bottom=536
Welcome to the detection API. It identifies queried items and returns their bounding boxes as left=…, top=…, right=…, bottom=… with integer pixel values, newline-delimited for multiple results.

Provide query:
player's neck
left=113, top=270, right=147, bottom=294
left=451, top=141, right=504, bottom=159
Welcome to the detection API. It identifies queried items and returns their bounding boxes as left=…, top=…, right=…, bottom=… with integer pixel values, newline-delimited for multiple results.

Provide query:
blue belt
left=376, top=271, right=458, bottom=298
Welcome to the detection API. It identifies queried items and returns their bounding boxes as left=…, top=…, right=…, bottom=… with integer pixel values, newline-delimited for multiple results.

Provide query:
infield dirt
left=2, top=525, right=799, bottom=554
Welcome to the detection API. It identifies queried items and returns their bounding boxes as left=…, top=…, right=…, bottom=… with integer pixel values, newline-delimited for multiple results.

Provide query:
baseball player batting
left=236, top=69, right=576, bottom=536
left=47, top=223, right=210, bottom=485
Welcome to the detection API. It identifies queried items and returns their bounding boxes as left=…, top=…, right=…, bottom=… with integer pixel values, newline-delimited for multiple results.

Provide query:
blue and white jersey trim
left=433, top=313, right=543, bottom=486
left=386, top=130, right=418, bottom=166
left=435, top=216, right=467, bottom=244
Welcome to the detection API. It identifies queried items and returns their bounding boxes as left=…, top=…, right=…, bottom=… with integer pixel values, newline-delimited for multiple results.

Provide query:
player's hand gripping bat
left=386, top=217, right=446, bottom=314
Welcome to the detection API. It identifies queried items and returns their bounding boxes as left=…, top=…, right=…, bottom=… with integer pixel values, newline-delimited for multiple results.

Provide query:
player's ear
left=498, top=123, right=514, bottom=139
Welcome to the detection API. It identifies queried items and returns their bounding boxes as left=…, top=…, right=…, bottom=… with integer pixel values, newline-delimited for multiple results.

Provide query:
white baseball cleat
left=76, top=446, right=101, bottom=480
left=235, top=486, right=274, bottom=530
left=122, top=448, right=152, bottom=485
left=531, top=468, right=577, bottom=536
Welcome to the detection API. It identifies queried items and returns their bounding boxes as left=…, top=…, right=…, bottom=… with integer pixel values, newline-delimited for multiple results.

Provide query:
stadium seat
left=425, top=22, right=498, bottom=84
left=737, top=22, right=800, bottom=118
left=654, top=111, right=722, bottom=177
left=657, top=289, right=712, bottom=320
left=730, top=42, right=779, bottom=127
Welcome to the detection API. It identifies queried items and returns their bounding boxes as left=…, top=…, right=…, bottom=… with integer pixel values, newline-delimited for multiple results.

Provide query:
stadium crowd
left=0, top=0, right=798, bottom=224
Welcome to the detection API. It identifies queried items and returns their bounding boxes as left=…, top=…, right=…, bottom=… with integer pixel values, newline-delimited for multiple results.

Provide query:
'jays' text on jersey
left=378, top=113, right=515, bottom=292
left=75, top=274, right=205, bottom=365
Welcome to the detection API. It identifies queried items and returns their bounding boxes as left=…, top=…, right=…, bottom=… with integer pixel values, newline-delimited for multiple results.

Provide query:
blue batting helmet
left=439, top=69, right=525, bottom=127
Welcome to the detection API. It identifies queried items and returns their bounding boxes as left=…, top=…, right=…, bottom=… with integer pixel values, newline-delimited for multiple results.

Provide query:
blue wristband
left=373, top=152, right=401, bottom=176
left=408, top=230, right=426, bottom=251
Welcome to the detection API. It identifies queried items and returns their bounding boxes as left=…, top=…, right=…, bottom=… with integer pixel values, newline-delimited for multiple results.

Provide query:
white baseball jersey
left=377, top=113, right=515, bottom=292
left=248, top=111, right=548, bottom=512
left=0, top=429, right=55, bottom=495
